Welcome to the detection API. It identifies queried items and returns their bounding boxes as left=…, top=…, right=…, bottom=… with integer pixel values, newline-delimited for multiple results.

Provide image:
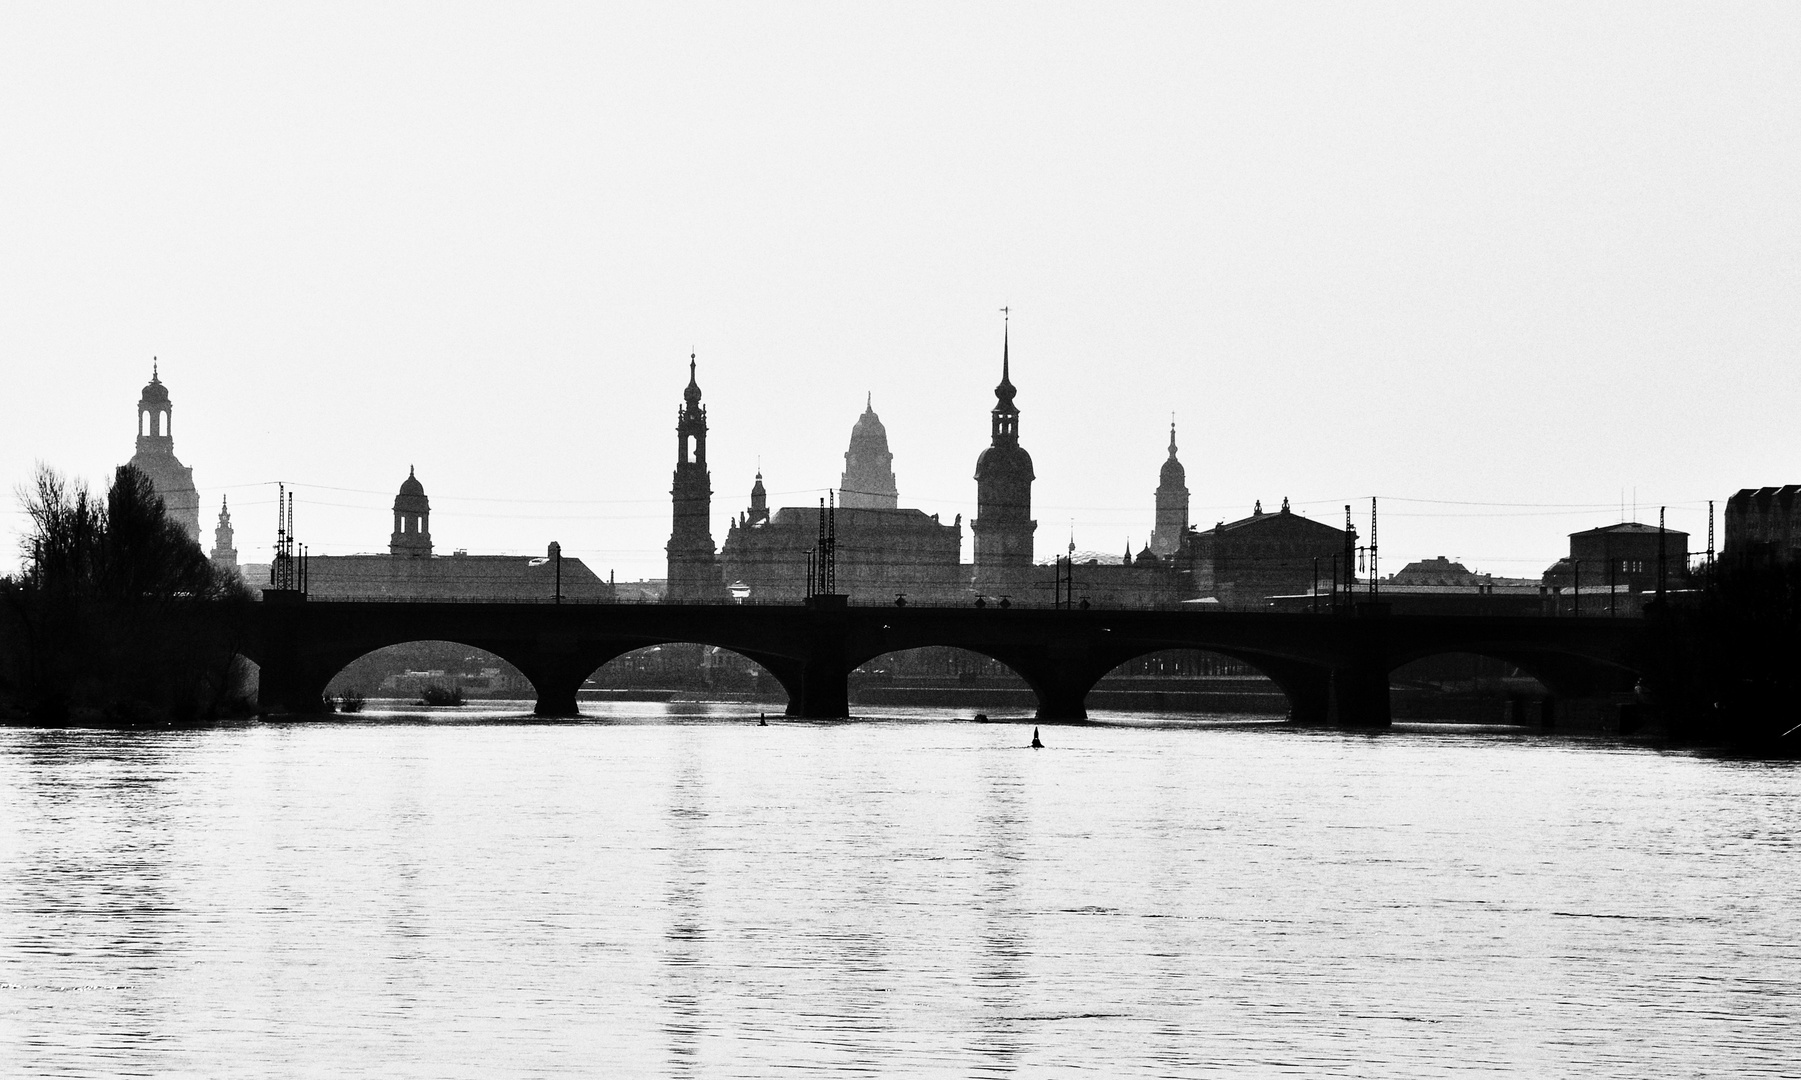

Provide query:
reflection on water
left=1, top=708, right=1797, bottom=1077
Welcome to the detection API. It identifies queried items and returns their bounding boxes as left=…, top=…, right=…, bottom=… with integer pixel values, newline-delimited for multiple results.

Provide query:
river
left=1, top=703, right=1796, bottom=1077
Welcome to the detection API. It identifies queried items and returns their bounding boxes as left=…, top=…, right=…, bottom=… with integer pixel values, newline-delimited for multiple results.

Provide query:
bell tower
left=665, top=354, right=727, bottom=602
left=390, top=466, right=433, bottom=557
left=972, top=318, right=1036, bottom=593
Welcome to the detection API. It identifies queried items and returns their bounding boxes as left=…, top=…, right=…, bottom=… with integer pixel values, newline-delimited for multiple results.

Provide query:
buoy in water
left=973, top=713, right=989, bottom=723
left=1030, top=727, right=1044, bottom=749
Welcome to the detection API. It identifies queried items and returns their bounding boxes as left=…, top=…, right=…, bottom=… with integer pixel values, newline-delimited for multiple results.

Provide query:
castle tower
left=839, top=394, right=899, bottom=509
left=390, top=466, right=433, bottom=557
left=126, top=362, right=202, bottom=543
left=1149, top=421, right=1189, bottom=557
left=747, top=471, right=769, bottom=525
left=972, top=322, right=1035, bottom=590
left=665, top=354, right=727, bottom=602
left=210, top=495, right=238, bottom=571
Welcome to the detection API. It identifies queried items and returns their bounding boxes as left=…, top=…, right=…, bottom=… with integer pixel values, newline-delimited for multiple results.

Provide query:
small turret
left=210, top=495, right=238, bottom=571
left=390, top=466, right=433, bottom=557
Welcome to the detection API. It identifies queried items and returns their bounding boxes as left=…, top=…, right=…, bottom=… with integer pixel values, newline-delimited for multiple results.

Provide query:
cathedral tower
left=126, top=362, right=202, bottom=543
left=839, top=395, right=899, bottom=509
left=665, top=355, right=727, bottom=602
left=211, top=495, right=238, bottom=571
left=390, top=467, right=433, bottom=557
left=1149, top=421, right=1189, bottom=557
left=972, top=322, right=1035, bottom=589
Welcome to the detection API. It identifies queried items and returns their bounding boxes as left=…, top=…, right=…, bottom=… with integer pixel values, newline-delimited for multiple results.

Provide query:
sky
left=3, top=3, right=1797, bottom=582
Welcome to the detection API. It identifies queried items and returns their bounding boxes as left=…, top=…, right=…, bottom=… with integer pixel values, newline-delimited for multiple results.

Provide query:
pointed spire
left=152, top=357, right=159, bottom=382
left=865, top=391, right=872, bottom=411
left=993, top=314, right=1016, bottom=406
left=1168, top=417, right=1178, bottom=458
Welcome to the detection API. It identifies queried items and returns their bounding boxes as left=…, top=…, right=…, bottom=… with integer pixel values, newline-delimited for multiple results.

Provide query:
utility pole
left=1369, top=497, right=1379, bottom=598
left=1657, top=506, right=1667, bottom=603
left=1707, top=499, right=1715, bottom=587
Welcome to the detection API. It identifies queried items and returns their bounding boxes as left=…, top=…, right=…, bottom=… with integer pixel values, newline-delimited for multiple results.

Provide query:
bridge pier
left=512, top=657, right=593, bottom=719
left=1328, top=664, right=1391, bottom=727
left=788, top=595, right=851, bottom=718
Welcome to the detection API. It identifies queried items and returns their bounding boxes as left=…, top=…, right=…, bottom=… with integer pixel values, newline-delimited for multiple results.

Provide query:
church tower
left=839, top=395, right=899, bottom=509
left=665, top=355, right=727, bottom=602
left=210, top=496, right=238, bottom=571
left=1149, top=421, right=1189, bottom=557
left=747, top=471, right=769, bottom=525
left=972, top=322, right=1035, bottom=590
left=390, top=466, right=433, bottom=557
left=126, top=362, right=202, bottom=543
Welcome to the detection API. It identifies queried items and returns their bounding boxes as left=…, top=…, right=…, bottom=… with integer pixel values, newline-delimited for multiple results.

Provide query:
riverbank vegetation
left=0, top=464, right=256, bottom=725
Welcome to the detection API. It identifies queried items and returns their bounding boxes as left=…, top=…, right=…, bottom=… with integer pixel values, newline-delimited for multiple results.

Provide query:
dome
left=140, top=367, right=169, bottom=404
left=1159, top=455, right=1186, bottom=487
left=974, top=442, right=1034, bottom=482
left=849, top=398, right=891, bottom=456
left=398, top=466, right=425, bottom=498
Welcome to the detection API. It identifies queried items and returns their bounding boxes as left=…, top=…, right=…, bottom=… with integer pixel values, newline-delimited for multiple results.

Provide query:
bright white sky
left=3, top=4, right=1797, bottom=582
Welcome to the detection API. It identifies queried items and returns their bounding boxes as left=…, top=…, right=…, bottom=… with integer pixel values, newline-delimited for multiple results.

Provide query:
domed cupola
left=126, top=359, right=202, bottom=542
left=1159, top=423, right=1186, bottom=487
left=390, top=466, right=433, bottom=557
left=140, top=364, right=170, bottom=406
left=840, top=393, right=900, bottom=509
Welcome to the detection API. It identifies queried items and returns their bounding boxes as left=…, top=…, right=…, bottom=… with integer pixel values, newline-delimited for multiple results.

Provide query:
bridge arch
left=581, top=643, right=795, bottom=713
left=324, top=640, right=534, bottom=707
left=242, top=635, right=548, bottom=716
left=849, top=646, right=1035, bottom=713
left=1089, top=648, right=1290, bottom=719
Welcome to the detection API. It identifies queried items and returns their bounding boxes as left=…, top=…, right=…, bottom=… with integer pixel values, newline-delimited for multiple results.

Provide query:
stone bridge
left=242, top=596, right=1647, bottom=725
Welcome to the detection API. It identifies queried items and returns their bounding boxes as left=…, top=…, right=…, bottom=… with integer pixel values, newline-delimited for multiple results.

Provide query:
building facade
left=1542, top=522, right=1691, bottom=596
left=721, top=400, right=967, bottom=604
left=1179, top=499, right=1348, bottom=609
left=665, top=355, right=727, bottom=603
left=126, top=364, right=202, bottom=543
left=1725, top=485, right=1801, bottom=565
left=288, top=468, right=612, bottom=601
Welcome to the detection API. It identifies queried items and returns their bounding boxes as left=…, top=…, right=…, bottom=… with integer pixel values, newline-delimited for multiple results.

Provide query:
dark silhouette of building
left=722, top=498, right=965, bottom=604
left=1149, top=421, right=1188, bottom=557
left=972, top=324, right=1035, bottom=595
left=126, top=363, right=201, bottom=543
left=1542, top=522, right=1690, bottom=596
left=1725, top=486, right=1801, bottom=565
left=721, top=403, right=965, bottom=604
left=390, top=467, right=432, bottom=557
left=282, top=467, right=612, bottom=601
left=1390, top=556, right=1478, bottom=586
left=839, top=395, right=899, bottom=509
left=210, top=496, right=238, bottom=572
left=665, top=355, right=727, bottom=602
left=1178, top=498, right=1347, bottom=609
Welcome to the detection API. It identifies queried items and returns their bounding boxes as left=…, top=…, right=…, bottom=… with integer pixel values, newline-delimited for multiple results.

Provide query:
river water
left=1, top=703, right=1796, bottom=1077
